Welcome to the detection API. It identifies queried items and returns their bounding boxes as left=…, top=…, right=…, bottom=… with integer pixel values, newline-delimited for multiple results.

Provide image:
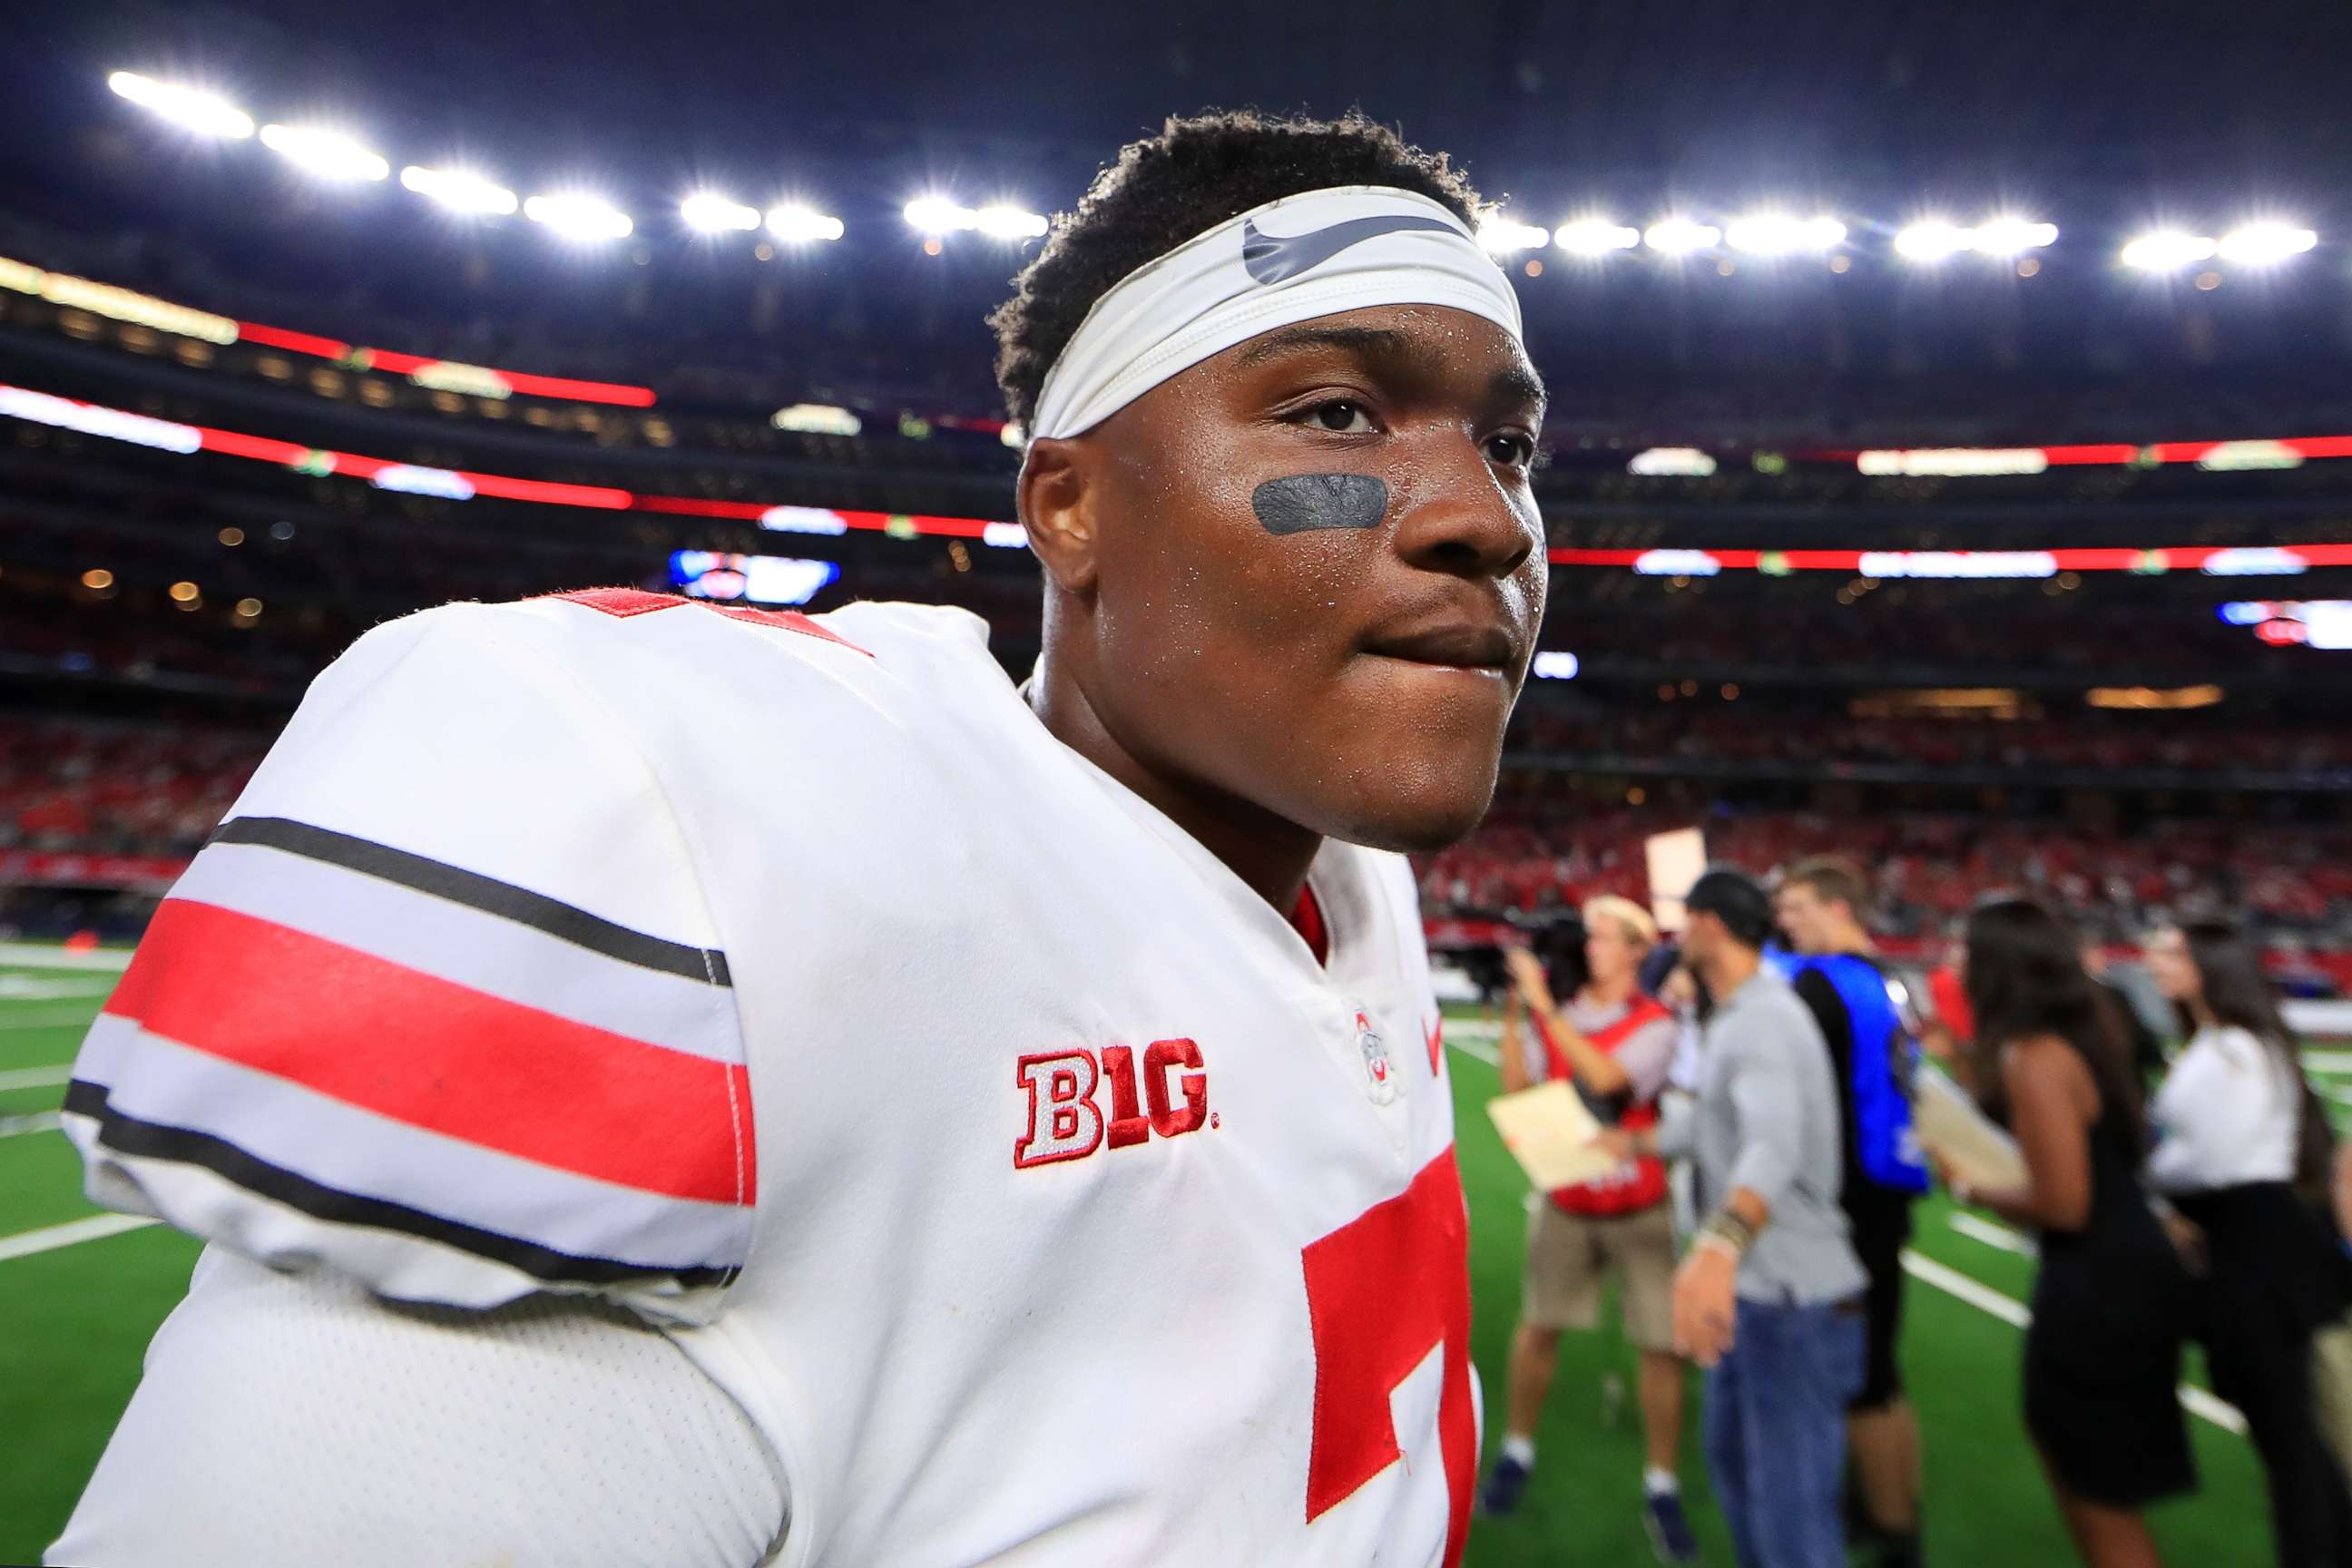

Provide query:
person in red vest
left=1484, top=896, right=1696, bottom=1563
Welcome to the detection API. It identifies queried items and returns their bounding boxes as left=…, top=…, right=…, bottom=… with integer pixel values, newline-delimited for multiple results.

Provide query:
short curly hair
left=989, top=109, right=1486, bottom=429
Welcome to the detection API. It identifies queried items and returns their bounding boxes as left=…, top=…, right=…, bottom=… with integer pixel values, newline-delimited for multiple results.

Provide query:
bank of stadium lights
left=1723, top=214, right=1847, bottom=257
left=523, top=192, right=633, bottom=242
left=1553, top=218, right=1640, bottom=255
left=401, top=164, right=518, bottom=217
left=1894, top=217, right=2059, bottom=261
left=106, top=72, right=253, bottom=139
left=1642, top=217, right=1720, bottom=255
left=2121, top=221, right=2317, bottom=270
left=903, top=196, right=1048, bottom=240
left=258, top=123, right=388, bottom=183
left=765, top=203, right=845, bottom=243
left=681, top=192, right=760, bottom=233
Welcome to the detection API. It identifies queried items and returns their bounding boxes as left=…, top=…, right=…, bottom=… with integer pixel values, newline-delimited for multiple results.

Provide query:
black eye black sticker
left=1251, top=474, right=1389, bottom=536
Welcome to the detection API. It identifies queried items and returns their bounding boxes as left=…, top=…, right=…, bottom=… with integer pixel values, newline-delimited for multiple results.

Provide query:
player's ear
left=1016, top=436, right=1099, bottom=594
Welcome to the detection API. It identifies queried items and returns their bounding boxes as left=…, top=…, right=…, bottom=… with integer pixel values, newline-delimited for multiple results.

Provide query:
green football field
left=0, top=954, right=2282, bottom=1565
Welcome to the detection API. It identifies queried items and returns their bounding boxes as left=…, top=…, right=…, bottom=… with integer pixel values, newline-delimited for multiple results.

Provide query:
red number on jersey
left=1299, top=1146, right=1475, bottom=1565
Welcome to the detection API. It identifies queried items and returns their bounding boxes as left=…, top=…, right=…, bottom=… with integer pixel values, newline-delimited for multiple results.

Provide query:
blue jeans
left=1703, top=1296, right=1867, bottom=1568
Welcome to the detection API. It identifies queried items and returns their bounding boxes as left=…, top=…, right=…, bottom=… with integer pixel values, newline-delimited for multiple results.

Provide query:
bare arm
left=1496, top=986, right=1532, bottom=1094
left=1965, top=1035, right=2096, bottom=1233
left=1504, top=948, right=1631, bottom=1096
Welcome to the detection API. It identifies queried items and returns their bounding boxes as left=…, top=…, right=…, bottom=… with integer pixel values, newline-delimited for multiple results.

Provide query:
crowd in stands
left=0, top=713, right=267, bottom=860
left=1508, top=708, right=2352, bottom=776
left=7, top=700, right=2346, bottom=965
left=1419, top=797, right=2352, bottom=950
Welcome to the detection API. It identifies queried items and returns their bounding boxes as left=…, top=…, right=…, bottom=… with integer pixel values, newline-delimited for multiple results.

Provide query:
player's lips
left=1357, top=619, right=1520, bottom=674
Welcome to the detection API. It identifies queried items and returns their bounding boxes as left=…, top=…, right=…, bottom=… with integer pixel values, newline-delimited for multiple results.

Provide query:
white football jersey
left=61, top=589, right=1478, bottom=1566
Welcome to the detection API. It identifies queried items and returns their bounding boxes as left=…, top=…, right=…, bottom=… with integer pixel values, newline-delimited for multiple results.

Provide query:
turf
left=0, top=963, right=2283, bottom=1564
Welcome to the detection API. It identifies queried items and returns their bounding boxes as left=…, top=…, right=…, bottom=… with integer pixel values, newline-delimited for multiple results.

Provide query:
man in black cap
left=1601, top=867, right=1867, bottom=1568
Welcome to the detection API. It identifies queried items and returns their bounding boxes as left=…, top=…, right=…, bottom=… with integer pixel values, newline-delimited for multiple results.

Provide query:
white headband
left=1027, top=185, right=1524, bottom=443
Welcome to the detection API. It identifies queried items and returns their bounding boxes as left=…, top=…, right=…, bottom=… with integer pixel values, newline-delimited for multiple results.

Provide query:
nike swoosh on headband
left=1240, top=212, right=1464, bottom=285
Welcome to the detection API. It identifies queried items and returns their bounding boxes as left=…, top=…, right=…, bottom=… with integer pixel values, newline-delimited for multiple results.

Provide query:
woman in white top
left=2146, top=918, right=2351, bottom=1568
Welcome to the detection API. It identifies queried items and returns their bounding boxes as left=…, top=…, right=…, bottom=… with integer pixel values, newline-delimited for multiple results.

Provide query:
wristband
left=1697, top=1209, right=1756, bottom=1259
left=1692, top=1230, right=1743, bottom=1263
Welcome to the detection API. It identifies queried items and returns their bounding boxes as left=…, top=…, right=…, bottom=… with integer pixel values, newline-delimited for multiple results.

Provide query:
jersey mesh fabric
left=51, top=1249, right=788, bottom=1568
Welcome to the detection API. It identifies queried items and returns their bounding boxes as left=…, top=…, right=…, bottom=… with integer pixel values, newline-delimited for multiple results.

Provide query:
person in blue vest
left=1774, top=857, right=1932, bottom=1568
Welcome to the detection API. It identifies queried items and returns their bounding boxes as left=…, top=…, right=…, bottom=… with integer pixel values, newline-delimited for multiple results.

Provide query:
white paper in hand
left=1486, top=1081, right=1622, bottom=1192
left=1914, top=1068, right=2028, bottom=1190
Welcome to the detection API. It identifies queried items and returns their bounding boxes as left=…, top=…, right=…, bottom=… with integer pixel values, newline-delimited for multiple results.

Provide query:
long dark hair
left=2171, top=916, right=2330, bottom=1191
left=1964, top=895, right=2145, bottom=1154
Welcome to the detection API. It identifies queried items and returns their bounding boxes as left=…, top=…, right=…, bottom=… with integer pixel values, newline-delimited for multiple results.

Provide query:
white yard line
left=1901, top=1249, right=2248, bottom=1436
left=0, top=943, right=133, bottom=972
left=1446, top=1034, right=1501, bottom=1067
left=0, top=1064, right=73, bottom=1092
left=0, top=1007, right=105, bottom=1032
left=0, top=977, right=115, bottom=1001
left=2307, top=1052, right=2352, bottom=1074
left=1948, top=1211, right=2037, bottom=1258
left=0, top=1213, right=156, bottom=1264
left=0, top=1111, right=62, bottom=1139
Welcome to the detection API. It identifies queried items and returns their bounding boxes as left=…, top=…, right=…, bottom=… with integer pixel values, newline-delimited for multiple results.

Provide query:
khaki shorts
left=1522, top=1195, right=1677, bottom=1353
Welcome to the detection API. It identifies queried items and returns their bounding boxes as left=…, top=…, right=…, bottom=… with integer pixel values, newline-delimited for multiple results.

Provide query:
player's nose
left=1389, top=438, right=1541, bottom=583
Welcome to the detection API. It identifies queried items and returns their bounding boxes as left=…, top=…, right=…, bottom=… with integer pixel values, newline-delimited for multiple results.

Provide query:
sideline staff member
left=1484, top=898, right=1697, bottom=1563
left=1606, top=868, right=1866, bottom=1568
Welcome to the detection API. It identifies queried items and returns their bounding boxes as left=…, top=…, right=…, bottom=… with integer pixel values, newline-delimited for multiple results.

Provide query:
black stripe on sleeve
left=64, top=1080, right=738, bottom=1292
left=209, top=816, right=731, bottom=986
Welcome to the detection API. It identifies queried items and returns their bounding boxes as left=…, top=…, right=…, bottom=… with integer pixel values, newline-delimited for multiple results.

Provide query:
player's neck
left=1025, top=656, right=1323, bottom=911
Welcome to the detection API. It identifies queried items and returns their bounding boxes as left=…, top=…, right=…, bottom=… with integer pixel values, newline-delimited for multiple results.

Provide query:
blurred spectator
left=1943, top=897, right=2194, bottom=1568
left=2144, top=919, right=2352, bottom=1567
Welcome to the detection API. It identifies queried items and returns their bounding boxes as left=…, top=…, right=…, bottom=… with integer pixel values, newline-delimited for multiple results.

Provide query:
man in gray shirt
left=1604, top=867, right=1866, bottom=1568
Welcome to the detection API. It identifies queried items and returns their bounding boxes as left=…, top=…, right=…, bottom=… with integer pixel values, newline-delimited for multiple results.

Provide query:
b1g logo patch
left=1014, top=1040, right=1210, bottom=1169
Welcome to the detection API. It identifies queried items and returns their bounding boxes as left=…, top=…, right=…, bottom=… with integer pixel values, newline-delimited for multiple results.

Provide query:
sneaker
left=1477, top=1455, right=1531, bottom=1516
left=1643, top=1489, right=1700, bottom=1563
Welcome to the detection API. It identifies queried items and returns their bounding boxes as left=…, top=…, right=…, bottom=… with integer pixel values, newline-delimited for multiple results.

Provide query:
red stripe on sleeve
left=104, top=899, right=753, bottom=1205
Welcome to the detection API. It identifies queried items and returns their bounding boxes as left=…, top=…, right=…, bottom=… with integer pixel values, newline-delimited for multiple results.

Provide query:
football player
left=54, top=109, right=1546, bottom=1566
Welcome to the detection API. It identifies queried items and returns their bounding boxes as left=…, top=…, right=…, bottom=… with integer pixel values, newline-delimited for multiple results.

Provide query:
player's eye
left=1304, top=399, right=1376, bottom=434
left=1486, top=431, right=1537, bottom=466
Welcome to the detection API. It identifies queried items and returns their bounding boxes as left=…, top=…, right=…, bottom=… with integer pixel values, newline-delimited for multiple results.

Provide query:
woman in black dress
left=1934, top=896, right=2195, bottom=1568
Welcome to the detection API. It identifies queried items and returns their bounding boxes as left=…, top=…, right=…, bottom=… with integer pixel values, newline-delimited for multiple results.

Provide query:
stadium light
left=766, top=202, right=845, bottom=242
left=1971, top=217, right=2059, bottom=256
left=1531, top=652, right=1581, bottom=680
left=1893, top=220, right=1971, bottom=261
left=2121, top=230, right=2216, bottom=270
left=259, top=124, right=389, bottom=182
left=1642, top=217, right=1720, bottom=255
left=974, top=204, right=1049, bottom=240
left=1725, top=213, right=1846, bottom=256
left=106, top=71, right=253, bottom=139
left=904, top=195, right=976, bottom=233
left=2217, top=221, right=2318, bottom=265
left=1477, top=217, right=1551, bottom=254
left=401, top=164, right=518, bottom=216
left=681, top=191, right=760, bottom=233
left=1553, top=218, right=1640, bottom=255
left=523, top=192, right=633, bottom=241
